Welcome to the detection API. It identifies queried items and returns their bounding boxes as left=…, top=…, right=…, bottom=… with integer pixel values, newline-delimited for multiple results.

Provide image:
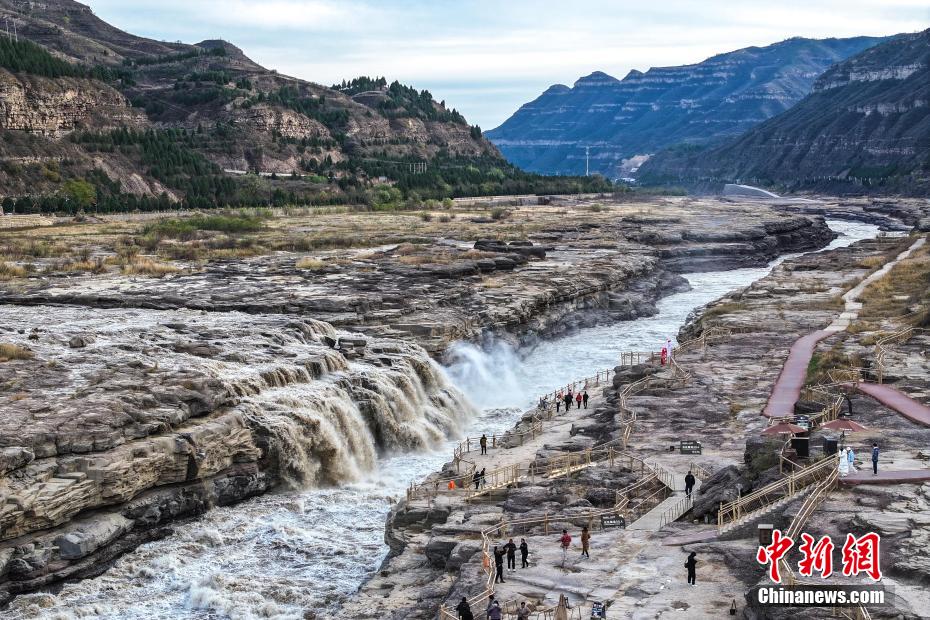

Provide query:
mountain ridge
left=637, top=28, right=930, bottom=195
left=486, top=35, right=887, bottom=177
left=0, top=0, right=612, bottom=212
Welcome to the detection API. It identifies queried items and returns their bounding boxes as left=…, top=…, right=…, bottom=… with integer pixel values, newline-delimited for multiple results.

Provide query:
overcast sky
left=84, top=1, right=929, bottom=130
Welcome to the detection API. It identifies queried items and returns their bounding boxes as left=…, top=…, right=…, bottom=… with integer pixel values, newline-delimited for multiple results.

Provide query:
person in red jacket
left=559, top=529, right=571, bottom=567
left=575, top=392, right=583, bottom=409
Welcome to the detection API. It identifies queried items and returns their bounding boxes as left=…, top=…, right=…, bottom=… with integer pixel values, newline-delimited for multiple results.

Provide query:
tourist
left=480, top=467, right=487, bottom=487
left=685, top=551, right=698, bottom=585
left=559, top=529, right=572, bottom=567
left=487, top=600, right=503, bottom=620
left=666, top=337, right=674, bottom=360
left=472, top=469, right=481, bottom=490
left=516, top=602, right=530, bottom=620
left=520, top=538, right=529, bottom=568
left=575, top=392, right=583, bottom=409
left=563, top=392, right=573, bottom=411
left=872, top=443, right=879, bottom=475
left=847, top=447, right=856, bottom=469
left=581, top=526, right=591, bottom=558
left=556, top=392, right=562, bottom=412
left=504, top=538, right=518, bottom=570
left=839, top=449, right=849, bottom=477
left=493, top=546, right=506, bottom=583
left=684, top=471, right=696, bottom=498
left=480, top=434, right=488, bottom=455
left=583, top=391, right=589, bottom=409
left=456, top=596, right=473, bottom=620
left=448, top=479, right=456, bottom=491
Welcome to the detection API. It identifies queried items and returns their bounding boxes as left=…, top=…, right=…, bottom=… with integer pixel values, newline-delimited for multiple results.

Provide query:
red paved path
left=840, top=469, right=930, bottom=485
left=854, top=383, right=930, bottom=427
left=762, top=330, right=836, bottom=418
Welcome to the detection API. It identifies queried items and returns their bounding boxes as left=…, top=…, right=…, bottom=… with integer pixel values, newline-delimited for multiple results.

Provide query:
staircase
left=717, top=456, right=835, bottom=535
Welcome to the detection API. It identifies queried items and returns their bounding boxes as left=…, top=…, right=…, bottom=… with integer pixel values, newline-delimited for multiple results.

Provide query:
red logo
left=757, top=530, right=882, bottom=583
left=841, top=532, right=882, bottom=581
left=756, top=529, right=794, bottom=583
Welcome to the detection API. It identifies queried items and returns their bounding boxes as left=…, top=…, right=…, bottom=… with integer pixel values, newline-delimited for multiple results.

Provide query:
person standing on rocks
left=520, top=538, right=529, bottom=568
left=583, top=391, right=589, bottom=409
left=847, top=447, right=856, bottom=470
left=504, top=538, right=517, bottom=570
left=456, top=596, right=473, bottom=620
left=581, top=526, right=591, bottom=558
left=472, top=469, right=481, bottom=490
left=480, top=467, right=487, bottom=488
left=480, top=434, right=488, bottom=455
left=516, top=602, right=530, bottom=620
left=685, top=551, right=698, bottom=585
left=575, top=392, right=583, bottom=409
left=487, top=600, right=503, bottom=620
left=872, top=443, right=880, bottom=475
left=556, top=392, right=563, bottom=412
left=493, top=546, right=506, bottom=583
left=559, top=529, right=572, bottom=567
left=684, top=471, right=696, bottom=498
left=563, top=391, right=573, bottom=412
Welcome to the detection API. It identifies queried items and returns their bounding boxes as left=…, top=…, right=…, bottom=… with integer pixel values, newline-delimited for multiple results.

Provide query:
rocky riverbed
left=0, top=196, right=911, bottom=613
left=342, top=223, right=930, bottom=619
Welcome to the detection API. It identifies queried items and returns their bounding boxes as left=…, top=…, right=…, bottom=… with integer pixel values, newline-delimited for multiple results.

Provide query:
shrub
left=296, top=257, right=326, bottom=271
left=0, top=343, right=33, bottom=362
left=490, top=207, right=508, bottom=221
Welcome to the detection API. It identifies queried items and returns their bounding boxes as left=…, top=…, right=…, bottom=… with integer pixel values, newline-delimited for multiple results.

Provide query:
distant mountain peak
left=542, top=84, right=571, bottom=95
left=573, top=71, right=620, bottom=88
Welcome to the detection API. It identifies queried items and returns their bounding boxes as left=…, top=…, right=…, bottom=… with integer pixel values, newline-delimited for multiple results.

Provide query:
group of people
left=471, top=467, right=487, bottom=490
left=838, top=443, right=881, bottom=476
left=554, top=389, right=589, bottom=412
left=456, top=596, right=533, bottom=620
left=492, top=537, right=530, bottom=583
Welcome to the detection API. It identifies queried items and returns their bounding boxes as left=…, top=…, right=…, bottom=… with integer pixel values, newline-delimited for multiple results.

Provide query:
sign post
left=679, top=440, right=702, bottom=455
left=600, top=515, right=625, bottom=529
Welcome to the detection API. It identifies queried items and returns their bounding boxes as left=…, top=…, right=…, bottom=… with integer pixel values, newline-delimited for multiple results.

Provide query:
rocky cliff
left=0, top=308, right=472, bottom=605
left=0, top=68, right=145, bottom=136
left=638, top=29, right=930, bottom=195
left=486, top=37, right=884, bottom=177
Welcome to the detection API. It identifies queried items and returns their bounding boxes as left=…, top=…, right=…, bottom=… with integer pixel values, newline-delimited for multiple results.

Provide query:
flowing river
left=8, top=220, right=880, bottom=620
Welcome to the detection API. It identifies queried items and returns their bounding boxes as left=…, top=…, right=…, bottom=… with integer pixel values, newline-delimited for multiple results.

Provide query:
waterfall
left=443, top=339, right=529, bottom=410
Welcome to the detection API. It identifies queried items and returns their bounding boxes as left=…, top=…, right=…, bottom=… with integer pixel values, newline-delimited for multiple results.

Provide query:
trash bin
left=823, top=436, right=839, bottom=456
left=758, top=524, right=774, bottom=546
left=791, top=436, right=810, bottom=458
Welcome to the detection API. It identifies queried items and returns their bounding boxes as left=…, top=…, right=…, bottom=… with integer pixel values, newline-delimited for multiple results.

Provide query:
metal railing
left=777, top=468, right=871, bottom=619
left=717, top=456, right=836, bottom=533
left=439, top=456, right=670, bottom=619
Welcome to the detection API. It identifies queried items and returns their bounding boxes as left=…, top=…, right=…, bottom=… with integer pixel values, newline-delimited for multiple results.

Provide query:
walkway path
left=840, top=469, right=930, bottom=485
left=854, top=382, right=930, bottom=427
left=763, top=236, right=926, bottom=418
left=628, top=471, right=701, bottom=531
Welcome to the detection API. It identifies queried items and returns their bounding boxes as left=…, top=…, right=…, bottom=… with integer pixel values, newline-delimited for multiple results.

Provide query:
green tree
left=61, top=179, right=97, bottom=211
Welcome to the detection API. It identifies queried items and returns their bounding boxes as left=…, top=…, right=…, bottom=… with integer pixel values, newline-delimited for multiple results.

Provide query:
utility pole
left=585, top=146, right=590, bottom=177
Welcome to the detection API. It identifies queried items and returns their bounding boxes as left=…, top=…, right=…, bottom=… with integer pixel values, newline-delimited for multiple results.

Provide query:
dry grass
left=121, top=257, right=180, bottom=278
left=295, top=257, right=326, bottom=271
left=0, top=261, right=27, bottom=279
left=0, top=343, right=33, bottom=362
left=859, top=242, right=930, bottom=321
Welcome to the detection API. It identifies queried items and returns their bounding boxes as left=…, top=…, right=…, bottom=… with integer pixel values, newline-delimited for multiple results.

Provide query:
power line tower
left=585, top=146, right=590, bottom=177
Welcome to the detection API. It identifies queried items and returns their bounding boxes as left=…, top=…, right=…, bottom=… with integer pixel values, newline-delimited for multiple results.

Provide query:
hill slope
left=638, top=29, right=930, bottom=195
left=486, top=36, right=884, bottom=177
left=0, top=0, right=610, bottom=212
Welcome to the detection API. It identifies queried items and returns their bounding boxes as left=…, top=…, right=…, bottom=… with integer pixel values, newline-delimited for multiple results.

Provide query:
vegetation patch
left=0, top=343, right=33, bottom=362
